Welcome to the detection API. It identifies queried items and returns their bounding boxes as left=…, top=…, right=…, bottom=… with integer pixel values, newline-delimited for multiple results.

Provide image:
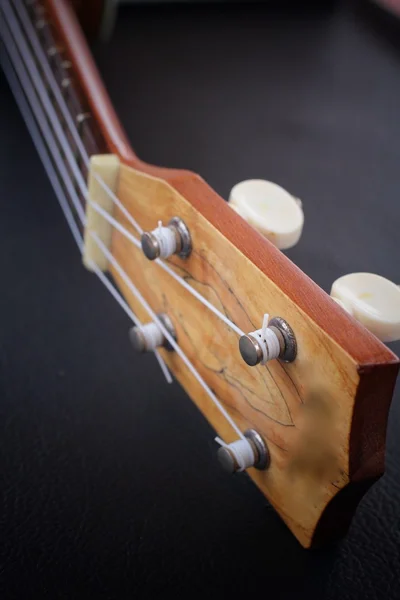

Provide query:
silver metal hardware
left=239, top=317, right=297, bottom=366
left=141, top=216, right=192, bottom=261
left=238, top=335, right=263, bottom=367
left=76, top=113, right=91, bottom=136
left=269, top=317, right=297, bottom=363
left=168, top=217, right=192, bottom=258
left=141, top=232, right=164, bottom=261
left=217, top=447, right=237, bottom=473
left=217, top=429, right=270, bottom=474
left=47, top=46, right=60, bottom=57
left=246, top=429, right=270, bottom=470
left=129, top=313, right=177, bottom=353
left=76, top=112, right=91, bottom=125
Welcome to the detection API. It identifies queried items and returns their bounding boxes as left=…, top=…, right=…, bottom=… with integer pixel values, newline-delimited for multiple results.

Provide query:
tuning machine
left=331, top=273, right=400, bottom=343
left=141, top=217, right=192, bottom=261
left=239, top=314, right=297, bottom=367
left=228, top=179, right=304, bottom=250
left=129, top=313, right=177, bottom=353
left=216, top=429, right=270, bottom=474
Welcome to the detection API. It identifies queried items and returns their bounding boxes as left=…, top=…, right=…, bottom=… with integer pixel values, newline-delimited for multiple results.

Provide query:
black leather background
left=1, top=2, right=400, bottom=598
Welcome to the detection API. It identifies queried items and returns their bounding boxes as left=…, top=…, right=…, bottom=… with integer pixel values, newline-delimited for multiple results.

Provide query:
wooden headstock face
left=110, top=161, right=399, bottom=548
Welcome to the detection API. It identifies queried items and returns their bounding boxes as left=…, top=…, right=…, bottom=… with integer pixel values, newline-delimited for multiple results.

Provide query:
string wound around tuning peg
left=129, top=313, right=177, bottom=353
left=239, top=313, right=297, bottom=366
left=141, top=217, right=192, bottom=261
left=216, top=429, right=270, bottom=473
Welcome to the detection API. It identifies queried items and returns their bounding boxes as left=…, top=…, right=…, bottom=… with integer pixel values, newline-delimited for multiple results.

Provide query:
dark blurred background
left=1, top=1, right=400, bottom=598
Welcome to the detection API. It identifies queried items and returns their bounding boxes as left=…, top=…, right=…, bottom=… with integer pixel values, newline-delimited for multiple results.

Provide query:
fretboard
left=1, top=0, right=106, bottom=226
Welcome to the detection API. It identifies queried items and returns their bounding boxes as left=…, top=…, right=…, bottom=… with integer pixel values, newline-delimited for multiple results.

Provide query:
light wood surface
left=108, top=162, right=398, bottom=548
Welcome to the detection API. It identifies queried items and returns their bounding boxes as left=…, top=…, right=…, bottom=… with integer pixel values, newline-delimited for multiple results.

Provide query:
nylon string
left=0, top=10, right=171, bottom=384
left=3, top=0, right=243, bottom=337
left=1, top=2, right=252, bottom=452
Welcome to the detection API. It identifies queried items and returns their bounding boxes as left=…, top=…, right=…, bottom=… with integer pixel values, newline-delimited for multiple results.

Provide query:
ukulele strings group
left=1, top=0, right=258, bottom=470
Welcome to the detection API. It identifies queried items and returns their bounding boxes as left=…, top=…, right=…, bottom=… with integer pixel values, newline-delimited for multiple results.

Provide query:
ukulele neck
left=26, top=1, right=106, bottom=164
left=44, top=0, right=136, bottom=163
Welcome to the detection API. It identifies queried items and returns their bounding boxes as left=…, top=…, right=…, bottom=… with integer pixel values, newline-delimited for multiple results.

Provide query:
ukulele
left=2, top=0, right=399, bottom=549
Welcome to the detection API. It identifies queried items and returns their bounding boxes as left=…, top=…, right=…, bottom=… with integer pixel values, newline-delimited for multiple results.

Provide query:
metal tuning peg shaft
left=141, top=217, right=192, bottom=261
left=330, top=273, right=400, bottom=343
left=228, top=179, right=304, bottom=250
left=239, top=314, right=297, bottom=367
left=129, top=313, right=177, bottom=353
left=216, top=429, right=270, bottom=474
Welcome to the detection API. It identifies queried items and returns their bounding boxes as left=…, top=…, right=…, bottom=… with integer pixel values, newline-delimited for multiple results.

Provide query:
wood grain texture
left=45, top=1, right=399, bottom=546
left=109, top=163, right=398, bottom=547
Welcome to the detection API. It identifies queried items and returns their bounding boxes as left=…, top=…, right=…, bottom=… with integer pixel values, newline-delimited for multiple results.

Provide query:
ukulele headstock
left=83, top=157, right=399, bottom=548
left=8, top=0, right=398, bottom=549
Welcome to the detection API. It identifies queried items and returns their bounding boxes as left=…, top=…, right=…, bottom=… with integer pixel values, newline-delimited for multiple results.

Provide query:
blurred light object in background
left=372, top=0, right=400, bottom=17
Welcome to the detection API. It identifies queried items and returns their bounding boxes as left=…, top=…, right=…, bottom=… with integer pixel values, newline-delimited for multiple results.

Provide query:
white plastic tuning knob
left=330, top=273, right=400, bottom=343
left=228, top=179, right=304, bottom=250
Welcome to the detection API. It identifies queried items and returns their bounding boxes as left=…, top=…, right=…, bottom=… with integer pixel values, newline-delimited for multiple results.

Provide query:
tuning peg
left=141, top=217, right=192, bottom=261
left=216, top=429, right=270, bottom=473
left=228, top=179, right=304, bottom=250
left=239, top=315, right=297, bottom=366
left=129, top=313, right=177, bottom=353
left=330, top=273, right=400, bottom=343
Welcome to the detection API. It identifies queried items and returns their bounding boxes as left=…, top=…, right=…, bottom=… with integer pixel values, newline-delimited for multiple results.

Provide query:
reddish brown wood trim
left=46, top=0, right=134, bottom=162
left=351, top=361, right=399, bottom=481
left=311, top=360, right=399, bottom=546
